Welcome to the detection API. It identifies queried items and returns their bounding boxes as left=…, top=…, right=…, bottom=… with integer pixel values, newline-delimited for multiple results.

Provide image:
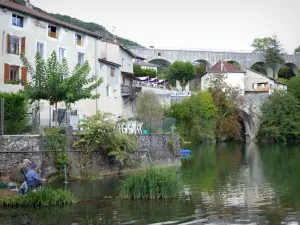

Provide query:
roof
left=209, top=60, right=244, bottom=73
left=121, top=72, right=139, bottom=81
left=98, top=58, right=121, bottom=67
left=138, top=62, right=158, bottom=68
left=104, top=40, right=139, bottom=59
left=246, top=68, right=287, bottom=86
left=0, top=0, right=102, bottom=39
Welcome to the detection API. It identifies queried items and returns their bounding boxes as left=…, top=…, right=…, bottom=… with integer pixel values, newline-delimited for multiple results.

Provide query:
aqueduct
left=129, top=47, right=300, bottom=79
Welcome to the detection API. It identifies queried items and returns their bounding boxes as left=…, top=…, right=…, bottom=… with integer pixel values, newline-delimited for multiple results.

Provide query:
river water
left=1, top=142, right=300, bottom=225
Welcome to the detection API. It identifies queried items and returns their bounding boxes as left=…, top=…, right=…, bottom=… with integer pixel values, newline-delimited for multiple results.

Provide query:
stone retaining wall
left=0, top=134, right=180, bottom=181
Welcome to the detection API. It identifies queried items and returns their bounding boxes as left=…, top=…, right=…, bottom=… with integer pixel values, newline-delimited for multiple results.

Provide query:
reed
left=0, top=188, right=78, bottom=207
left=119, top=167, right=182, bottom=199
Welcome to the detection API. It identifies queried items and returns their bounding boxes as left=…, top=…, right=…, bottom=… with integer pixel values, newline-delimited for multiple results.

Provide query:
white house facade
left=199, top=61, right=245, bottom=94
left=0, top=0, right=140, bottom=125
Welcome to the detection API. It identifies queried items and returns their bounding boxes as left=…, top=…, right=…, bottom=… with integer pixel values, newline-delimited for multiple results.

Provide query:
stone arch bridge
left=129, top=47, right=300, bottom=79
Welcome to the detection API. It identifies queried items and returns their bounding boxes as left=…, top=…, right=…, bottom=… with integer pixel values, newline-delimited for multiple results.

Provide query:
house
left=198, top=60, right=245, bottom=93
left=96, top=41, right=141, bottom=119
left=0, top=0, right=141, bottom=125
left=245, top=69, right=287, bottom=94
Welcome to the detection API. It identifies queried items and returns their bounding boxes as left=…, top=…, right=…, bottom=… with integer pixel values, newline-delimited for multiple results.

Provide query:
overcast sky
left=30, top=0, right=300, bottom=53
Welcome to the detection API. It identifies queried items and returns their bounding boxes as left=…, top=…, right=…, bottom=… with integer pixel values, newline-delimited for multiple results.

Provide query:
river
left=1, top=142, right=300, bottom=225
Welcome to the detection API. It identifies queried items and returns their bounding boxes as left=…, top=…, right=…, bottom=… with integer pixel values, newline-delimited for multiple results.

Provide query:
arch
left=250, top=62, right=267, bottom=75
left=227, top=60, right=241, bottom=69
left=239, top=109, right=255, bottom=141
left=193, top=59, right=211, bottom=77
left=278, top=63, right=300, bottom=79
left=148, top=58, right=172, bottom=68
left=193, top=59, right=211, bottom=68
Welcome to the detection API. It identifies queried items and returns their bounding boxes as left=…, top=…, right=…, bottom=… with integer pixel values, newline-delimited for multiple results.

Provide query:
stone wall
left=0, top=134, right=180, bottom=181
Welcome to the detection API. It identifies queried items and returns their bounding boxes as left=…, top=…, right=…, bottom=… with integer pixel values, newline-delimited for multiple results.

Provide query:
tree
left=287, top=72, right=300, bottom=101
left=169, top=91, right=216, bottom=142
left=294, top=46, right=300, bottom=53
left=136, top=91, right=164, bottom=125
left=257, top=91, right=300, bottom=142
left=251, top=37, right=274, bottom=53
left=207, top=73, right=244, bottom=141
left=133, top=63, right=156, bottom=78
left=195, top=63, right=206, bottom=77
left=278, top=65, right=295, bottom=79
left=21, top=51, right=103, bottom=125
left=168, top=61, right=196, bottom=90
left=251, top=35, right=285, bottom=78
left=74, top=111, right=138, bottom=168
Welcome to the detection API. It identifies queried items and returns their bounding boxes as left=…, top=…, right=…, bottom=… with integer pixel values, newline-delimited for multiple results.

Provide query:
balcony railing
left=76, top=40, right=84, bottom=46
left=121, top=86, right=142, bottom=96
left=48, top=32, right=59, bottom=39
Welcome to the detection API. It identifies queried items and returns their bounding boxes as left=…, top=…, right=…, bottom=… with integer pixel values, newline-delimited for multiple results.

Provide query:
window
left=48, top=25, right=58, bottom=39
left=158, top=52, right=161, bottom=57
left=75, top=34, right=83, bottom=46
left=110, top=67, right=115, bottom=77
left=9, top=66, right=19, bottom=81
left=59, top=47, right=66, bottom=62
left=8, top=36, right=19, bottom=54
left=106, top=85, right=110, bottom=97
left=78, top=52, right=85, bottom=65
left=257, top=82, right=267, bottom=87
left=37, top=42, right=44, bottom=58
left=12, top=14, right=24, bottom=27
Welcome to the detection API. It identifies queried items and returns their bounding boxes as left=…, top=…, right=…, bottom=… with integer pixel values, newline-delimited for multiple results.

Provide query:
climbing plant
left=42, top=127, right=69, bottom=170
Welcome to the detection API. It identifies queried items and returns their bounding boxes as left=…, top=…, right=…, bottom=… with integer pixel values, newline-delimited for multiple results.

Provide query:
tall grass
left=0, top=188, right=78, bottom=207
left=119, top=167, right=182, bottom=199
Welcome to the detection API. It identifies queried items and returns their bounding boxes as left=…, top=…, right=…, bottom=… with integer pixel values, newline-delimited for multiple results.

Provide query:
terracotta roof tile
left=0, top=0, right=102, bottom=39
left=209, top=60, right=244, bottom=73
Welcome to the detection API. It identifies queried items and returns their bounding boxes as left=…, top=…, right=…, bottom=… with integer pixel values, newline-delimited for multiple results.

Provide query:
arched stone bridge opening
left=129, top=47, right=300, bottom=79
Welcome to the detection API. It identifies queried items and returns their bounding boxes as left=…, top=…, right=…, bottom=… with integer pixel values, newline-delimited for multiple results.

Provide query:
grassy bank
left=119, top=167, right=182, bottom=199
left=0, top=188, right=78, bottom=207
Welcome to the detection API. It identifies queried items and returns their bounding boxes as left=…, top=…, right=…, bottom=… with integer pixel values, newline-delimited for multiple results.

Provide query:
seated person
left=25, top=163, right=46, bottom=188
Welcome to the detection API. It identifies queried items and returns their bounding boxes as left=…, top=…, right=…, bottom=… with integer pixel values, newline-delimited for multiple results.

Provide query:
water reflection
left=1, top=143, right=300, bottom=224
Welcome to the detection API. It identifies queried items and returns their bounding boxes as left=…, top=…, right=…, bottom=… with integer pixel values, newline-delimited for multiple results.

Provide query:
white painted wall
left=0, top=8, right=100, bottom=125
left=200, top=72, right=245, bottom=94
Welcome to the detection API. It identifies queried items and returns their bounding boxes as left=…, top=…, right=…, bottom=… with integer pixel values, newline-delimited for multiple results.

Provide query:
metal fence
left=142, top=117, right=176, bottom=134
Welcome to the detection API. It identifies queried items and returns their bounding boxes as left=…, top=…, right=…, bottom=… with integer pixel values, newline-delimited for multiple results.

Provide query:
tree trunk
left=55, top=102, right=58, bottom=127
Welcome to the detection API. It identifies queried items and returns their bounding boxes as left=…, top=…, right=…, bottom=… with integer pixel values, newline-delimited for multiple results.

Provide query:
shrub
left=257, top=90, right=300, bottom=142
left=119, top=167, right=182, bottom=199
left=42, top=127, right=69, bottom=170
left=0, top=92, right=29, bottom=134
left=74, top=111, right=138, bottom=168
left=0, top=188, right=78, bottom=207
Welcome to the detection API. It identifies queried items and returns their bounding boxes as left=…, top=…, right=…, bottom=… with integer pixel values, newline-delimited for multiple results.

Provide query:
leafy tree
left=251, top=62, right=267, bottom=75
left=169, top=91, right=216, bottom=142
left=133, top=63, right=156, bottom=78
left=74, top=112, right=138, bottom=168
left=294, top=45, right=300, bottom=53
left=136, top=91, right=164, bottom=126
left=257, top=90, right=300, bottom=142
left=251, top=37, right=274, bottom=53
left=168, top=61, right=196, bottom=90
left=21, top=51, right=103, bottom=125
left=251, top=35, right=285, bottom=78
left=195, top=63, right=207, bottom=77
left=287, top=72, right=300, bottom=101
left=208, top=73, right=244, bottom=141
left=278, top=65, right=295, bottom=79
left=0, top=92, right=28, bottom=134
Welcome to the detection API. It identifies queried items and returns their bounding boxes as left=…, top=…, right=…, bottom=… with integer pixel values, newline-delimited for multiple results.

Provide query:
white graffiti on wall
left=118, top=121, right=143, bottom=134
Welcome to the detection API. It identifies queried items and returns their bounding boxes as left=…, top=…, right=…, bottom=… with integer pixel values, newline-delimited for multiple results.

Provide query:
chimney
left=25, top=0, right=30, bottom=8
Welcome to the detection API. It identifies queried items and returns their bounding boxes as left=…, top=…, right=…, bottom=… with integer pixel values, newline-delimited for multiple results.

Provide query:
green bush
left=0, top=188, right=78, bottom=207
left=42, top=127, right=69, bottom=169
left=0, top=92, right=29, bottom=134
left=119, top=167, right=182, bottom=199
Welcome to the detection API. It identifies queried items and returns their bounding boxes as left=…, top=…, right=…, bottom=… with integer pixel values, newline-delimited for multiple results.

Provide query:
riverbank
left=0, top=134, right=180, bottom=182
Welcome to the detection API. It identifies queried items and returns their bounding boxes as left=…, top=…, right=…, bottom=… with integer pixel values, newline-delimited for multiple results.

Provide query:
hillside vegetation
left=14, top=0, right=141, bottom=46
